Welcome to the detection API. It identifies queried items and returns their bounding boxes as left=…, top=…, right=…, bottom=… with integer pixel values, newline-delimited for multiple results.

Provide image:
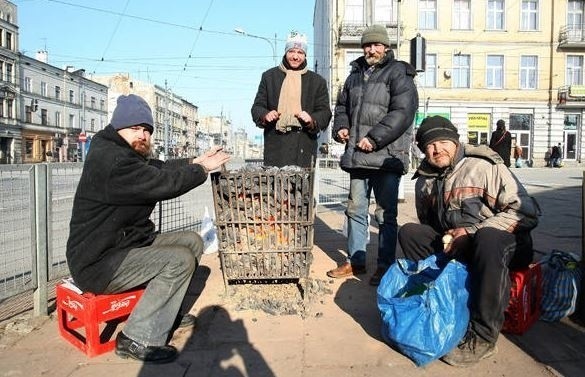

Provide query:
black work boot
left=441, top=330, right=497, bottom=367
left=115, top=331, right=178, bottom=364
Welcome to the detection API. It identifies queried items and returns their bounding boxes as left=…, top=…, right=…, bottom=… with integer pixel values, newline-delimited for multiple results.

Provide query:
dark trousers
left=398, top=223, right=533, bottom=344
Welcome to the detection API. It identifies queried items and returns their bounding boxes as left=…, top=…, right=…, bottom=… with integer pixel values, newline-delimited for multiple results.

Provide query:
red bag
left=502, top=263, right=542, bottom=334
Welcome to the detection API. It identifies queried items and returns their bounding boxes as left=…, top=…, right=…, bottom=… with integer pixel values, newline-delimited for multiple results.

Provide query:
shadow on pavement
left=136, top=259, right=275, bottom=376
left=314, top=205, right=385, bottom=341
left=504, top=317, right=585, bottom=377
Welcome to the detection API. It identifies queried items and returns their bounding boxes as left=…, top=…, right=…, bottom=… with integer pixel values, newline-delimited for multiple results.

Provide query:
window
left=55, top=86, right=61, bottom=100
left=0, top=99, right=3, bottom=117
left=510, top=113, right=533, bottom=131
left=25, top=139, right=33, bottom=159
left=568, top=0, right=585, bottom=40
left=487, top=0, right=505, bottom=30
left=90, top=118, right=96, bottom=131
left=100, top=99, right=105, bottom=111
left=486, top=55, right=504, bottom=88
left=69, top=114, right=75, bottom=128
left=419, top=0, right=437, bottom=30
left=41, top=82, right=47, bottom=97
left=453, top=54, right=471, bottom=88
left=345, top=50, right=363, bottom=78
left=420, top=53, right=437, bottom=87
left=567, top=55, right=583, bottom=85
left=453, top=0, right=471, bottom=30
left=5, top=31, right=12, bottom=49
left=520, top=55, right=538, bottom=89
left=69, top=90, right=74, bottom=103
left=90, top=96, right=96, bottom=108
left=24, top=77, right=31, bottom=92
left=5, top=63, right=12, bottom=83
left=55, top=111, right=61, bottom=127
left=25, top=105, right=32, bottom=123
left=344, top=0, right=364, bottom=24
left=521, top=0, right=539, bottom=31
left=6, top=99, right=12, bottom=118
left=374, top=0, right=393, bottom=24
left=41, top=109, right=48, bottom=125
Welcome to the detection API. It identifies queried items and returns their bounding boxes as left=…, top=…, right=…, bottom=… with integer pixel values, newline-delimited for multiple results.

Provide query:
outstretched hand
left=193, top=146, right=230, bottom=173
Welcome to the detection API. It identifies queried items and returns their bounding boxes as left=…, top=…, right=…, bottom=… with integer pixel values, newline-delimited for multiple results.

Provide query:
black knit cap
left=415, top=116, right=460, bottom=151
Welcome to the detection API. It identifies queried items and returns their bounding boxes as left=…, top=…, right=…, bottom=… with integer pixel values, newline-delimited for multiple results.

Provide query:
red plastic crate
left=502, top=263, right=542, bottom=334
left=56, top=284, right=145, bottom=357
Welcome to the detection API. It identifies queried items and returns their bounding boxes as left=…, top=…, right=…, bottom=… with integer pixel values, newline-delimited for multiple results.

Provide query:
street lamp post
left=234, top=28, right=277, bottom=66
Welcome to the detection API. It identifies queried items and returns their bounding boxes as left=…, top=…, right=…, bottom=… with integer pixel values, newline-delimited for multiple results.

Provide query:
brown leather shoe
left=327, top=262, right=366, bottom=278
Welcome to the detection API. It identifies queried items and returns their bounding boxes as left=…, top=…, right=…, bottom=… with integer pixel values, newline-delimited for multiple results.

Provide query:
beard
left=365, top=51, right=386, bottom=65
left=132, top=139, right=151, bottom=157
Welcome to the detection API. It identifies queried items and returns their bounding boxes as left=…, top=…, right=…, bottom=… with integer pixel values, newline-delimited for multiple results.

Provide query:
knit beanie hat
left=361, top=24, right=390, bottom=47
left=110, top=94, right=154, bottom=133
left=415, top=116, right=460, bottom=151
left=285, top=32, right=308, bottom=54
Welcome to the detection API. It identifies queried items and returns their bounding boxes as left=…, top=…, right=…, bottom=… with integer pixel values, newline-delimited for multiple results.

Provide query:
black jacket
left=251, top=60, right=332, bottom=168
left=66, top=125, right=208, bottom=293
left=489, top=129, right=512, bottom=167
left=333, top=51, right=418, bottom=174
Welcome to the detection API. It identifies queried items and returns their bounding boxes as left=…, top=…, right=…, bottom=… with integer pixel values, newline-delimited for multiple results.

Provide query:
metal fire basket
left=211, top=165, right=315, bottom=287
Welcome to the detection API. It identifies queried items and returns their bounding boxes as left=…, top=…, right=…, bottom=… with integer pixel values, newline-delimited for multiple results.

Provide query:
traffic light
left=410, top=34, right=426, bottom=73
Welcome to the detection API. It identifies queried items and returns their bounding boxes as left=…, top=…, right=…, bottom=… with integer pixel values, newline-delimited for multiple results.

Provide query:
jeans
left=104, top=231, right=203, bottom=346
left=398, top=223, right=533, bottom=343
left=345, top=170, right=401, bottom=270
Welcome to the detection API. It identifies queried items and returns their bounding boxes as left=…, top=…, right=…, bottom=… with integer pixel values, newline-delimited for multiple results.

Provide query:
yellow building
left=314, top=0, right=583, bottom=166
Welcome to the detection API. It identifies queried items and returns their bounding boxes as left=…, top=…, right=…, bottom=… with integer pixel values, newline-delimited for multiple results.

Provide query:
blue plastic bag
left=377, top=254, right=470, bottom=366
left=541, top=250, right=582, bottom=322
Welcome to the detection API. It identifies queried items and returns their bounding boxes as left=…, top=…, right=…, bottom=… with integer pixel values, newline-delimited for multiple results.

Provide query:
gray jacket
left=333, top=51, right=419, bottom=174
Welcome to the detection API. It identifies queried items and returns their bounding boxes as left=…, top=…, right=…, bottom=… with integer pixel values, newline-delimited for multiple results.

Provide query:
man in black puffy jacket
left=66, top=94, right=230, bottom=363
left=327, top=24, right=419, bottom=286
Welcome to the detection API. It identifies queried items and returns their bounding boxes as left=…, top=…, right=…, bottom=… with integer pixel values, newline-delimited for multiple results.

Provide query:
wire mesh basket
left=211, top=165, right=315, bottom=285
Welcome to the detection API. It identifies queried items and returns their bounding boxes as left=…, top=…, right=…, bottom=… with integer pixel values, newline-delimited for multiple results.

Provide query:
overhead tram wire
left=172, top=0, right=216, bottom=90
left=92, top=0, right=131, bottom=74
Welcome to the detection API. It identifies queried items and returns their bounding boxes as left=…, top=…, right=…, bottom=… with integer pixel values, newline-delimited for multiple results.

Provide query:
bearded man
left=398, top=116, right=540, bottom=367
left=66, top=94, right=230, bottom=363
left=327, top=24, right=419, bottom=286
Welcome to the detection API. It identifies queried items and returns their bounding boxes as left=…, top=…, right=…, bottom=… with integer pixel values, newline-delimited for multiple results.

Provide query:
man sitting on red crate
left=397, top=116, right=540, bottom=367
left=66, top=94, right=230, bottom=363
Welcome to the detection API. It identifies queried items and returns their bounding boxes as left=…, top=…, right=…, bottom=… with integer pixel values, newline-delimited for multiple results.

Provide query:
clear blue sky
left=13, top=0, right=316, bottom=140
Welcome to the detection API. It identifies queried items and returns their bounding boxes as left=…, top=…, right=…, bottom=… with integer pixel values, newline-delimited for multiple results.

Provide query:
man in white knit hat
left=251, top=31, right=331, bottom=168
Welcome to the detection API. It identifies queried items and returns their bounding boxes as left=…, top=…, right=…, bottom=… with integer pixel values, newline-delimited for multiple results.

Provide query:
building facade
left=0, top=0, right=18, bottom=163
left=20, top=55, right=108, bottom=163
left=314, top=0, right=584, bottom=166
left=91, top=74, right=200, bottom=160
left=0, top=0, right=109, bottom=164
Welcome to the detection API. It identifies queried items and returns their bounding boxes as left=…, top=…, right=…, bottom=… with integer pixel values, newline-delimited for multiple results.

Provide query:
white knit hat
left=285, top=31, right=308, bottom=54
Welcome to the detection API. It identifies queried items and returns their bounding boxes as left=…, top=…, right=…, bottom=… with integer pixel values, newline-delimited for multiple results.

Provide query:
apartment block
left=314, top=0, right=584, bottom=166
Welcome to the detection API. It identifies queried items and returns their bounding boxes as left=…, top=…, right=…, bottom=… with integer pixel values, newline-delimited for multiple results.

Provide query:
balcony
left=557, top=85, right=585, bottom=108
left=338, top=22, right=400, bottom=47
left=558, top=24, right=585, bottom=49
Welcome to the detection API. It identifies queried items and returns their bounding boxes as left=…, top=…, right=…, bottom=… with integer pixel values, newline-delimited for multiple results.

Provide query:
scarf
left=276, top=62, right=308, bottom=133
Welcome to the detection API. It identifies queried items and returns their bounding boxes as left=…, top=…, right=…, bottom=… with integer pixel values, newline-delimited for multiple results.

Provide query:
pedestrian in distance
left=327, top=24, right=419, bottom=286
left=513, top=141, right=523, bottom=168
left=550, top=143, right=562, bottom=167
left=399, top=115, right=540, bottom=367
left=251, top=31, right=332, bottom=168
left=66, top=94, right=231, bottom=363
left=488, top=119, right=512, bottom=167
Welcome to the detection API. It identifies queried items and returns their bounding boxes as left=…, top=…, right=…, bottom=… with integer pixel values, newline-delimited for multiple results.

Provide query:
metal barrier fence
left=0, top=158, right=350, bottom=321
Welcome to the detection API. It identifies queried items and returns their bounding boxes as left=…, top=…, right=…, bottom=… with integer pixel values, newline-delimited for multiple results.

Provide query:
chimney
left=36, top=50, right=48, bottom=63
